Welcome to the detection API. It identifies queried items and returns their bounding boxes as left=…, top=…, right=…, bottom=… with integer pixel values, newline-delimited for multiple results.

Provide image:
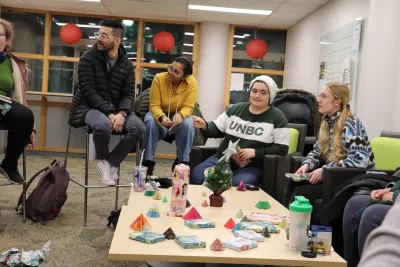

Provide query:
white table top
left=108, top=185, right=346, bottom=267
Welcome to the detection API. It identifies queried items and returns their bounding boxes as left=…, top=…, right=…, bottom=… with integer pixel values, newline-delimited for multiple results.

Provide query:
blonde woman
left=0, top=19, right=35, bottom=183
left=283, top=83, right=375, bottom=207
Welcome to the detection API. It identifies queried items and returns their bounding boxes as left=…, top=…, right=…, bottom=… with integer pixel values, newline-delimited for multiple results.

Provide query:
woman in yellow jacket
left=142, top=57, right=197, bottom=175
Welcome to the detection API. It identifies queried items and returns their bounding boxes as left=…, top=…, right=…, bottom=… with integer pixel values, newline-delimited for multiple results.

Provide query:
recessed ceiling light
left=183, top=43, right=193, bottom=47
left=122, top=20, right=134, bottom=26
left=145, top=27, right=151, bottom=30
left=57, top=23, right=100, bottom=28
left=150, top=59, right=156, bottom=63
left=182, top=52, right=192, bottom=55
left=234, top=35, right=245, bottom=39
left=237, top=41, right=243, bottom=45
left=188, top=5, right=272, bottom=15
left=185, top=32, right=194, bottom=36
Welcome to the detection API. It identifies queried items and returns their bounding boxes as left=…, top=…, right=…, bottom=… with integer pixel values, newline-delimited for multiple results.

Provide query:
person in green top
left=192, top=75, right=289, bottom=186
left=0, top=19, right=35, bottom=183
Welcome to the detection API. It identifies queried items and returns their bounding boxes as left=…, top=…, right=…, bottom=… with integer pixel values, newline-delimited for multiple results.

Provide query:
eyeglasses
left=167, top=64, right=182, bottom=76
left=318, top=93, right=337, bottom=100
left=94, top=31, right=116, bottom=40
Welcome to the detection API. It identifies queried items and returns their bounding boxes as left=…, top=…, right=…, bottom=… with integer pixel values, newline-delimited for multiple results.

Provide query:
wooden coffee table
left=108, top=185, right=346, bottom=267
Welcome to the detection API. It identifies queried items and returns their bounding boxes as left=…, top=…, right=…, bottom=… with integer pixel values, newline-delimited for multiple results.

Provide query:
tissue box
left=184, top=218, right=215, bottom=229
left=223, top=237, right=258, bottom=252
left=233, top=230, right=264, bottom=242
left=239, top=221, right=280, bottom=234
left=175, top=235, right=206, bottom=249
left=129, top=231, right=165, bottom=244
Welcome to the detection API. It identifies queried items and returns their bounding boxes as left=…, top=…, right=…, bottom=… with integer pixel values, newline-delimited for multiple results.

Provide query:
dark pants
left=282, top=180, right=323, bottom=208
left=85, top=109, right=145, bottom=167
left=342, top=194, right=391, bottom=267
left=1, top=101, right=34, bottom=170
left=191, top=154, right=262, bottom=186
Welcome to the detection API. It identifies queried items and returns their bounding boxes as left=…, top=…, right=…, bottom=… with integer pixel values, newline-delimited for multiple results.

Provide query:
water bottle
left=289, top=196, right=313, bottom=251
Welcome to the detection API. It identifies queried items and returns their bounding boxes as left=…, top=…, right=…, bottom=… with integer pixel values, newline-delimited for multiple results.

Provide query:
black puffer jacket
left=69, top=43, right=134, bottom=127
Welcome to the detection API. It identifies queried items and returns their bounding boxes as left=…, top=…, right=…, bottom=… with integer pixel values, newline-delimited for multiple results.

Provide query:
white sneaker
left=110, top=166, right=119, bottom=181
left=96, top=160, right=117, bottom=186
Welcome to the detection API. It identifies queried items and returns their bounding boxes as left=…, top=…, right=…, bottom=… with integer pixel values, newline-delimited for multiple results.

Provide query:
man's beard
left=98, top=42, right=114, bottom=52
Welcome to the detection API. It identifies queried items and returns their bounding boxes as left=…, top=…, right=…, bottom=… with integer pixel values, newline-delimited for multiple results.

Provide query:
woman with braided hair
left=283, top=82, right=375, bottom=207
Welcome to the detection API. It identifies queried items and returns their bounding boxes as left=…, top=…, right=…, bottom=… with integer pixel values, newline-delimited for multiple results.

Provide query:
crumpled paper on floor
left=0, top=240, right=50, bottom=267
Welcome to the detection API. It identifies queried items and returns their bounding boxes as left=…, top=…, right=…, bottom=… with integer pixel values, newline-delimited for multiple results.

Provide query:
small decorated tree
left=204, top=140, right=238, bottom=207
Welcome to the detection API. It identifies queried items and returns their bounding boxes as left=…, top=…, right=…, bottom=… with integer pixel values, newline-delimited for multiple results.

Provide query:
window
left=48, top=61, right=78, bottom=94
left=232, top=27, right=286, bottom=71
left=142, top=22, right=194, bottom=64
left=25, top=59, right=44, bottom=92
left=50, top=16, right=138, bottom=57
left=0, top=9, right=46, bottom=54
left=225, top=26, right=287, bottom=106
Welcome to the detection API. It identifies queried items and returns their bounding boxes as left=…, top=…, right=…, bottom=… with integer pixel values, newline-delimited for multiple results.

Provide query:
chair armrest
left=190, top=146, right=218, bottom=177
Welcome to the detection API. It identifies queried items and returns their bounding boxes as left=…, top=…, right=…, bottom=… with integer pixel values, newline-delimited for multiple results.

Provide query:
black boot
left=0, top=162, right=24, bottom=184
left=142, top=160, right=155, bottom=176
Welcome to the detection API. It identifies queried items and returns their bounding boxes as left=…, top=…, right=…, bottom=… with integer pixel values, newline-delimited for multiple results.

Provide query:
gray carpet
left=0, top=155, right=173, bottom=267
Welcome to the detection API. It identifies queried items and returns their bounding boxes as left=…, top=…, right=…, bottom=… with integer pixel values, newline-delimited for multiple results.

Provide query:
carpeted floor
left=0, top=155, right=173, bottom=267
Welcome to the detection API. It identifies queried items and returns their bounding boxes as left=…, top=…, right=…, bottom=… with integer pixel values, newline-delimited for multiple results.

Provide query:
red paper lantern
left=153, top=31, right=175, bottom=53
left=60, top=24, right=82, bottom=45
left=246, top=39, right=268, bottom=59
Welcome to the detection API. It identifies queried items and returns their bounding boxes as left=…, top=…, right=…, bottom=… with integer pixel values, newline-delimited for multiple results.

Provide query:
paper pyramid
left=147, top=203, right=160, bottom=218
left=235, top=208, right=243, bottom=218
left=231, top=223, right=242, bottom=232
left=163, top=227, right=176, bottom=240
left=152, top=191, right=163, bottom=200
left=162, top=196, right=168, bottom=203
left=182, top=207, right=202, bottom=220
left=130, top=213, right=151, bottom=231
left=256, top=201, right=271, bottom=210
left=240, top=215, right=248, bottom=223
left=279, top=218, right=288, bottom=229
left=210, top=238, right=224, bottom=251
left=224, top=218, right=236, bottom=229
left=236, top=180, right=247, bottom=191
left=186, top=199, right=191, bottom=208
left=201, top=200, right=209, bottom=207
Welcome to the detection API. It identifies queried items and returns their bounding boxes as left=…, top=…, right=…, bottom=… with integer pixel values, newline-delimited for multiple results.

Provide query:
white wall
left=284, top=0, right=400, bottom=137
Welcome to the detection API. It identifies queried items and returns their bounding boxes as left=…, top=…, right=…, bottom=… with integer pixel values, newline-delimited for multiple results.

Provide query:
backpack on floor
left=107, top=209, right=121, bottom=229
left=16, top=160, right=69, bottom=225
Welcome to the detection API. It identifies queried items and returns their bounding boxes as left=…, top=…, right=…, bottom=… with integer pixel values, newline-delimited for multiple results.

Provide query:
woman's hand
left=295, top=164, right=309, bottom=174
left=161, top=116, right=173, bottom=127
left=27, top=131, right=35, bottom=149
left=173, top=113, right=183, bottom=126
left=382, top=192, right=394, bottom=202
left=309, top=168, right=323, bottom=184
left=370, top=188, right=391, bottom=201
left=192, top=116, right=206, bottom=129
left=237, top=148, right=256, bottom=161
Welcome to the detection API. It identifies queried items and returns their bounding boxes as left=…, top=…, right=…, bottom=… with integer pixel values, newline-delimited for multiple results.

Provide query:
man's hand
left=237, top=148, right=256, bottom=161
left=371, top=188, right=391, bottom=200
left=192, top=116, right=206, bottom=129
left=309, top=168, right=323, bottom=184
left=173, top=113, right=183, bottom=126
left=112, top=113, right=125, bottom=132
left=108, top=114, right=115, bottom=123
left=161, top=116, right=173, bottom=127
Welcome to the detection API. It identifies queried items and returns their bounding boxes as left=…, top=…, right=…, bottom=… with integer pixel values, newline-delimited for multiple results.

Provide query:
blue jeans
left=142, top=112, right=195, bottom=162
left=191, top=154, right=262, bottom=186
left=342, top=194, right=391, bottom=267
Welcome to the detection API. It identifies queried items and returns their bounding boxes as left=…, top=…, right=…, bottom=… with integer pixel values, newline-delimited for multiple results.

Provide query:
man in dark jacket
left=69, top=19, right=145, bottom=186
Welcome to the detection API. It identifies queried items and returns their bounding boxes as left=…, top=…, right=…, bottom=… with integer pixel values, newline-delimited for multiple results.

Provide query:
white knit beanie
left=249, top=75, right=278, bottom=104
